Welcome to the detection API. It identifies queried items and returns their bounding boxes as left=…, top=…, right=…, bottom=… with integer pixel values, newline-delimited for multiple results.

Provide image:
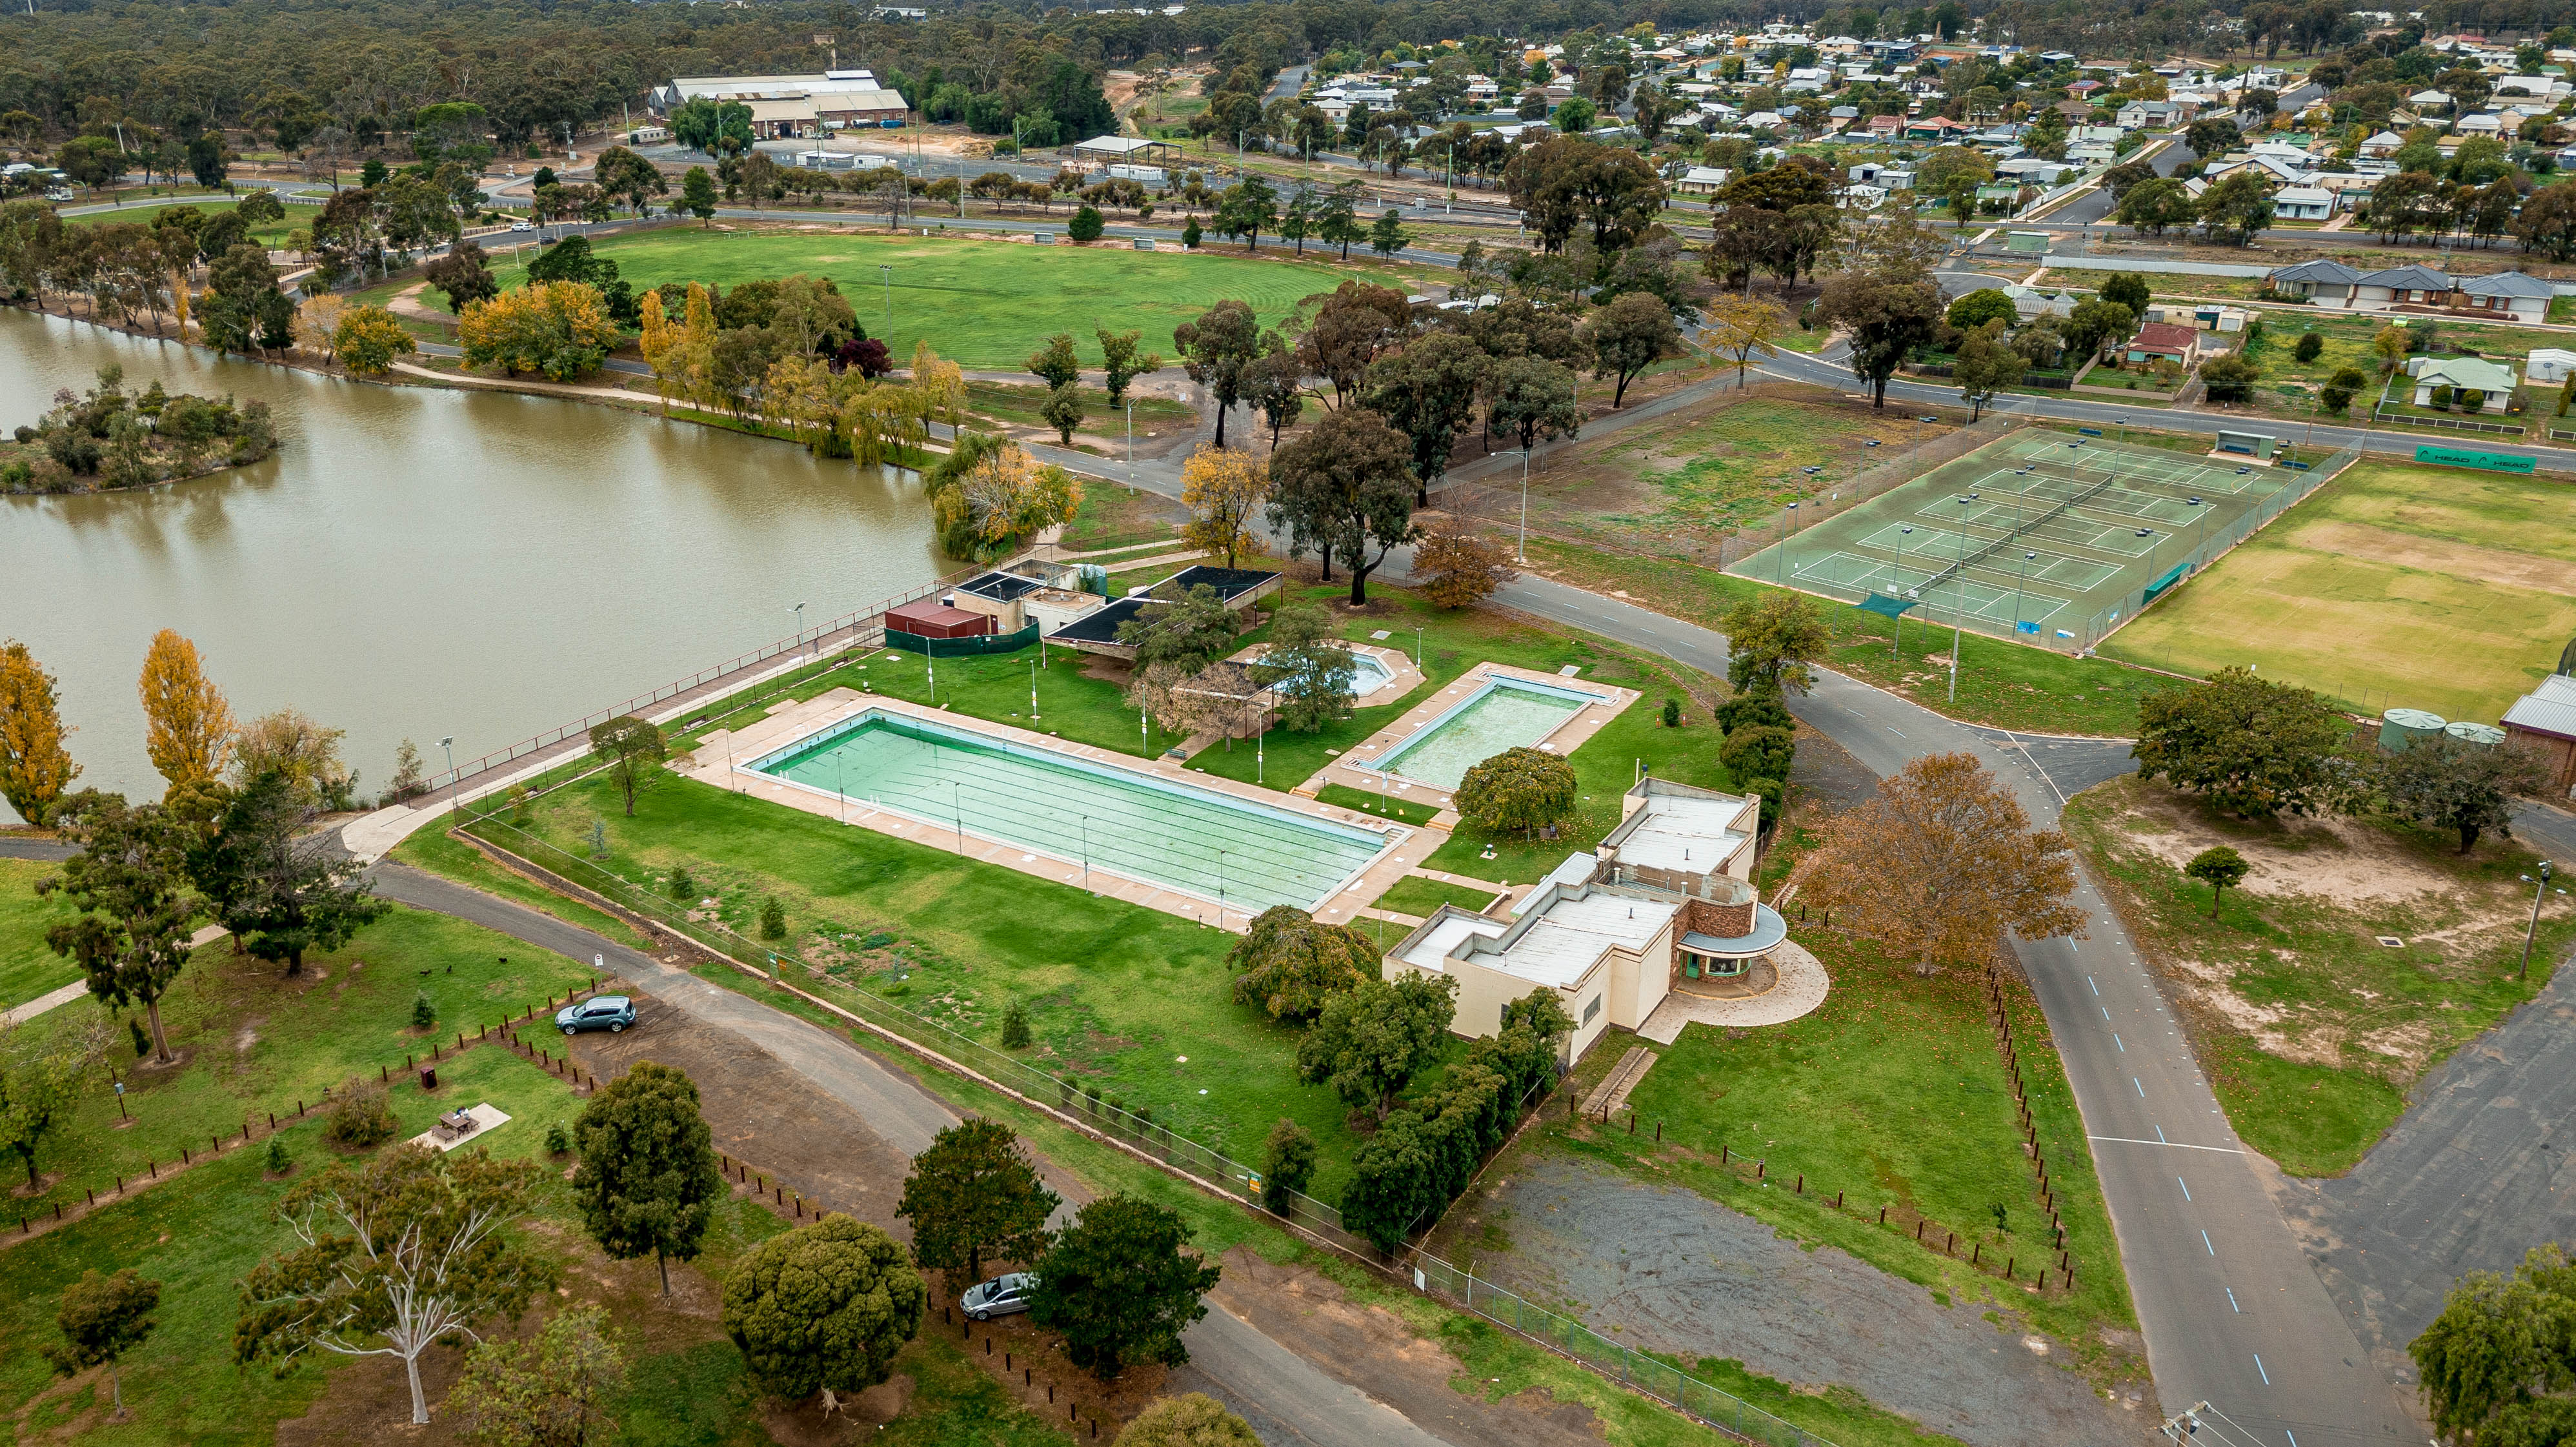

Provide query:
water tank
left=2444, top=721, right=2507, bottom=747
left=2380, top=708, right=2448, bottom=751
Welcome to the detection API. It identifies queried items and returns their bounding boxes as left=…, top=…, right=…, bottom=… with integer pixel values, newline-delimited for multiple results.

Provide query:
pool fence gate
left=454, top=804, right=1845, bottom=1447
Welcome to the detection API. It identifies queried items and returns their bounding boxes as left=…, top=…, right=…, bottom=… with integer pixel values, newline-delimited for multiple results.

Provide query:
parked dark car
left=555, top=995, right=636, bottom=1035
left=961, top=1272, right=1036, bottom=1321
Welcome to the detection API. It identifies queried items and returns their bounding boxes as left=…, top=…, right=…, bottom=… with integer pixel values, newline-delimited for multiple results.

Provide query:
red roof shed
left=885, top=600, right=994, bottom=639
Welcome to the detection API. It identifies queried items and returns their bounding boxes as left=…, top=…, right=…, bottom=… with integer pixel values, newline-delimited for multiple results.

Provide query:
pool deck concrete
left=1294, top=662, right=1642, bottom=803
left=682, top=689, right=1443, bottom=933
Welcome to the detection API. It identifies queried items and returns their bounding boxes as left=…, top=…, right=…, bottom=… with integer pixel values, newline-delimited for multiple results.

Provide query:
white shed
left=2527, top=348, right=2576, bottom=384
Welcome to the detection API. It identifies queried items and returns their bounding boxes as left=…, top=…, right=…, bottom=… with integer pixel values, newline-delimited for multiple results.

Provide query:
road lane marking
left=2179, top=1177, right=2191, bottom=1202
left=2155, top=1124, right=2167, bottom=1143
left=2088, top=975, right=2098, bottom=995
left=2255, top=1353, right=2270, bottom=1385
left=2227, top=1288, right=2240, bottom=1313
left=1886, top=727, right=1906, bottom=737
left=2103, top=1007, right=2112, bottom=1020
left=2114, top=1033, right=2124, bottom=1052
left=2135, top=1077, right=2146, bottom=1096
left=2204, top=1229, right=2216, bottom=1255
left=2087, top=1135, right=2244, bottom=1153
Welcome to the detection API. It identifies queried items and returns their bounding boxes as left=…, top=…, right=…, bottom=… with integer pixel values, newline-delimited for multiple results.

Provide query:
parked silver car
left=555, top=995, right=636, bottom=1035
left=961, top=1271, right=1035, bottom=1321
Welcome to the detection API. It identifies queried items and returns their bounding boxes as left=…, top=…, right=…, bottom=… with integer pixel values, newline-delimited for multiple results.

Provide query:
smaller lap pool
left=745, top=710, right=1391, bottom=912
left=1365, top=676, right=1605, bottom=790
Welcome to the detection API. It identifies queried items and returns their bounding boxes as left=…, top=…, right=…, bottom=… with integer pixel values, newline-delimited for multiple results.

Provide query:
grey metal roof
left=2459, top=270, right=2554, bottom=297
left=2356, top=263, right=2454, bottom=290
left=2503, top=674, right=2576, bottom=740
left=2270, top=258, right=2362, bottom=283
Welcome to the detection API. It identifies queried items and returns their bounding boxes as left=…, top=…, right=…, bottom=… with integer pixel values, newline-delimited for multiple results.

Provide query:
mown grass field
left=62, top=195, right=301, bottom=248
left=1517, top=394, right=1932, bottom=548
left=2100, top=460, right=2576, bottom=721
left=2064, top=774, right=2575, bottom=1176
left=0, top=903, right=597, bottom=1219
left=0, top=855, right=81, bottom=1009
left=472, top=227, right=1412, bottom=369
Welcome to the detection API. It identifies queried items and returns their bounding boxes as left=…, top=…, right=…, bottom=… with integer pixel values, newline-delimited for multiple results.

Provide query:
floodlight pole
left=1029, top=656, right=1039, bottom=716
left=1948, top=494, right=1975, bottom=702
left=2013, top=550, right=2037, bottom=633
left=2520, top=861, right=2555, bottom=979
left=1518, top=445, right=1533, bottom=562
left=1776, top=500, right=1796, bottom=583
left=1127, top=400, right=1135, bottom=486
left=1892, top=527, right=1913, bottom=662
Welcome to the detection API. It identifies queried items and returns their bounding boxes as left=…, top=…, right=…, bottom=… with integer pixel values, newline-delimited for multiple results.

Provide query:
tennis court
left=1726, top=429, right=2326, bottom=648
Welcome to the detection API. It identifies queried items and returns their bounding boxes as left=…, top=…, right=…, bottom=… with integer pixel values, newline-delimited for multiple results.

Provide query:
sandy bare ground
left=2284, top=518, right=2576, bottom=597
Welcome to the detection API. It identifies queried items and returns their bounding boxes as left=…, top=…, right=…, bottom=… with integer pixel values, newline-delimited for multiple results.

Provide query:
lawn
left=0, top=1042, right=1071, bottom=1446
left=961, top=380, right=1195, bottom=436
left=1373, top=875, right=1505, bottom=917
left=473, top=227, right=1406, bottom=369
left=2098, top=458, right=2576, bottom=722
left=2064, top=774, right=2576, bottom=1175
left=0, top=904, right=598, bottom=1218
left=1431, top=920, right=2142, bottom=1384
left=1054, top=481, right=1188, bottom=552
left=1466, top=390, right=1936, bottom=556
left=462, top=770, right=1433, bottom=1205
left=0, top=855, right=82, bottom=1009
left=63, top=195, right=301, bottom=249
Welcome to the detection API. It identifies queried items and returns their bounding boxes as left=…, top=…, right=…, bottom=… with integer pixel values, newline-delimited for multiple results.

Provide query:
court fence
left=884, top=622, right=1041, bottom=657
left=448, top=804, right=1847, bottom=1447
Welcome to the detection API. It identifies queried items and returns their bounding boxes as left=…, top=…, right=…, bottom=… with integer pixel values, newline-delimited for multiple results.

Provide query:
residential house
left=2458, top=270, right=2555, bottom=321
left=2116, top=99, right=2180, bottom=129
left=1672, top=165, right=1734, bottom=194
left=1906, top=114, right=1972, bottom=139
left=2455, top=111, right=2506, bottom=137
left=2358, top=129, right=2406, bottom=157
left=1843, top=183, right=1889, bottom=208
left=1866, top=114, right=1904, bottom=137
left=2125, top=321, right=2202, bottom=367
left=2408, top=88, right=2455, bottom=112
left=2355, top=263, right=2469, bottom=309
left=2273, top=185, right=2334, bottom=220
left=2145, top=302, right=2250, bottom=333
left=2409, top=356, right=2519, bottom=410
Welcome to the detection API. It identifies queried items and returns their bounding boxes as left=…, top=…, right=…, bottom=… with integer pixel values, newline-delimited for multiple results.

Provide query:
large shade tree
left=572, top=1060, right=727, bottom=1295
left=1800, top=751, right=2087, bottom=975
left=721, top=1214, right=925, bottom=1405
left=1265, top=408, right=1419, bottom=604
left=1227, top=906, right=1380, bottom=1020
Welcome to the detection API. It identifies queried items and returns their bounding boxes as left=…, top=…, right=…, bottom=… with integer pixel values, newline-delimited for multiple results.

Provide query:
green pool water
left=1367, top=678, right=1596, bottom=790
left=750, top=712, right=1387, bottom=912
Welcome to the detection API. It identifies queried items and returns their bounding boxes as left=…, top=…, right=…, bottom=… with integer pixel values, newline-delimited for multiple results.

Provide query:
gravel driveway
left=1473, top=1157, right=2143, bottom=1447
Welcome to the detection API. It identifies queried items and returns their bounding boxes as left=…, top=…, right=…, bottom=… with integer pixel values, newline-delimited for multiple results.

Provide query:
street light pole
left=1776, top=500, right=1797, bottom=583
left=2013, top=550, right=2037, bottom=634
left=439, top=736, right=457, bottom=815
left=1892, top=526, right=1914, bottom=662
left=793, top=600, right=806, bottom=660
left=1126, top=400, right=1135, bottom=485
left=2520, top=861, right=2556, bottom=979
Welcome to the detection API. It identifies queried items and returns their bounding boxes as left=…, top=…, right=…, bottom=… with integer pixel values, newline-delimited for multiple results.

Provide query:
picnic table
left=433, top=1109, right=480, bottom=1142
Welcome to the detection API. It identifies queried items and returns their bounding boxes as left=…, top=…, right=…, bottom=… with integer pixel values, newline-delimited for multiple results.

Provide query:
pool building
left=1385, top=778, right=1781, bottom=1062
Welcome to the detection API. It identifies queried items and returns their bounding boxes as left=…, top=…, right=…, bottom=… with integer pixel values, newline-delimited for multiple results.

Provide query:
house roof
left=2275, top=186, right=2334, bottom=203
left=2460, top=270, right=2554, bottom=298
left=2502, top=673, right=2576, bottom=740
left=2357, top=263, right=2455, bottom=290
left=2271, top=258, right=2363, bottom=283
left=2417, top=356, right=2519, bottom=391
left=2132, top=321, right=2201, bottom=352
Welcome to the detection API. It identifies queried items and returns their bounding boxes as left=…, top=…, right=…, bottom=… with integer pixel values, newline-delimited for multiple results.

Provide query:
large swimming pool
left=747, top=711, right=1389, bottom=912
left=1364, top=676, right=1603, bottom=790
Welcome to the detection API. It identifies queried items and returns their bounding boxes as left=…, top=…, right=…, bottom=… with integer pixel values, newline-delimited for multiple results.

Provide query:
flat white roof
left=1073, top=135, right=1165, bottom=154
left=1403, top=891, right=1676, bottom=990
left=1616, top=793, right=1754, bottom=873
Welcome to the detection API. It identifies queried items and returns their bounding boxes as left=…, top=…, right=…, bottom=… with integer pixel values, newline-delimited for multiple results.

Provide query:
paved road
left=367, top=862, right=1453, bottom=1447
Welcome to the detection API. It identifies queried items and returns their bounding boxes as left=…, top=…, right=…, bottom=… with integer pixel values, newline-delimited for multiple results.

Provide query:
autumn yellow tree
left=330, top=305, right=417, bottom=377
left=294, top=296, right=345, bottom=359
left=0, top=640, right=79, bottom=825
left=925, top=434, right=1082, bottom=558
left=1706, top=294, right=1785, bottom=388
left=908, top=340, right=965, bottom=429
left=137, top=629, right=234, bottom=800
left=458, top=281, right=616, bottom=382
left=1799, top=751, right=2086, bottom=975
left=1178, top=447, right=1267, bottom=567
left=230, top=707, right=354, bottom=806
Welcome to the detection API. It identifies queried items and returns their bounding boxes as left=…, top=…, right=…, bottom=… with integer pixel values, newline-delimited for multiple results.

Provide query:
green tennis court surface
left=1727, top=430, right=2319, bottom=647
left=751, top=712, right=1387, bottom=912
